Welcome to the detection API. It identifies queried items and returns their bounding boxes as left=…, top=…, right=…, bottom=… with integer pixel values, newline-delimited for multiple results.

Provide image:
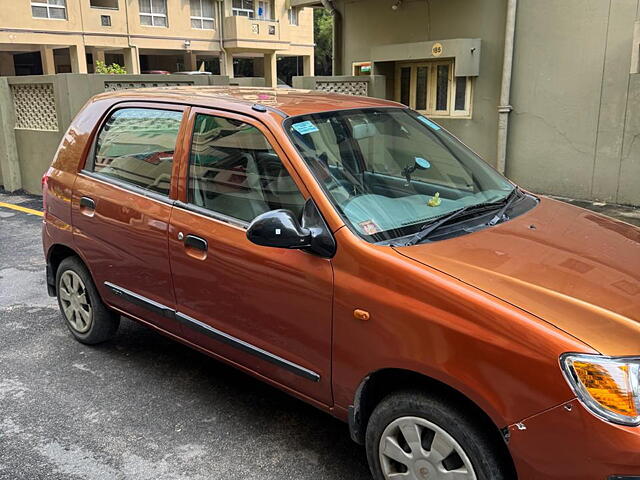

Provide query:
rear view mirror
left=246, top=210, right=311, bottom=249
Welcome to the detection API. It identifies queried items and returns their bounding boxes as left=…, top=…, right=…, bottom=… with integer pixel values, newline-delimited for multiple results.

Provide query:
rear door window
left=91, top=108, right=184, bottom=196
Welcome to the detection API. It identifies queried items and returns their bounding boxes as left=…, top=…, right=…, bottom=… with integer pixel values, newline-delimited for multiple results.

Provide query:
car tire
left=365, top=390, right=511, bottom=480
left=56, top=256, right=120, bottom=345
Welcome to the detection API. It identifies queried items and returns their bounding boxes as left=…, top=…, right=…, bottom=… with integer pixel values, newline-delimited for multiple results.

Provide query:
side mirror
left=246, top=209, right=311, bottom=249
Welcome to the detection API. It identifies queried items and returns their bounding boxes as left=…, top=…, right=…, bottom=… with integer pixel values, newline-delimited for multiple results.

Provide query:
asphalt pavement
left=0, top=192, right=371, bottom=479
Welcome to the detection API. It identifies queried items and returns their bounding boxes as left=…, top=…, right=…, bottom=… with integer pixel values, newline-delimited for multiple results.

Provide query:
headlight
left=560, top=353, right=640, bottom=426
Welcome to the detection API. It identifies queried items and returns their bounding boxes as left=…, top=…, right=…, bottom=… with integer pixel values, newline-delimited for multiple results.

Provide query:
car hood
left=394, top=197, right=640, bottom=356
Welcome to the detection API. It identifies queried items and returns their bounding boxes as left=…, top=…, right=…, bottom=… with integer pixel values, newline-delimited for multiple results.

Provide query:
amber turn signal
left=561, top=354, right=640, bottom=426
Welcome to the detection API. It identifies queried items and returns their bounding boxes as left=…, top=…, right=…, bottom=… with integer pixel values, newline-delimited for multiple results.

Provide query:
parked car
left=172, top=70, right=212, bottom=75
left=42, top=87, right=640, bottom=480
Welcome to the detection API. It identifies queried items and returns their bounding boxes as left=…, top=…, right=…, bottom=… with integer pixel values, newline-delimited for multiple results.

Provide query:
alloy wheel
left=379, top=416, right=477, bottom=480
left=59, top=270, right=93, bottom=333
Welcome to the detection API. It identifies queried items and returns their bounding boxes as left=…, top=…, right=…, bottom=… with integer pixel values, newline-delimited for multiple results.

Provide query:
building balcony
left=223, top=14, right=291, bottom=51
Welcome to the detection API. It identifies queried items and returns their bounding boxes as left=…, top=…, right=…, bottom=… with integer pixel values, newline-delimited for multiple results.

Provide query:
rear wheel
left=56, top=257, right=119, bottom=344
left=365, top=390, right=510, bottom=480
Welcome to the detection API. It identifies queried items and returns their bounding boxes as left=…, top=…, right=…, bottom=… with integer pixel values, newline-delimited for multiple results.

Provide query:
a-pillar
left=40, top=46, right=56, bottom=75
left=0, top=53, right=15, bottom=76
left=263, top=51, right=277, bottom=88
left=122, top=47, right=140, bottom=74
left=303, top=55, right=314, bottom=76
left=69, top=44, right=87, bottom=73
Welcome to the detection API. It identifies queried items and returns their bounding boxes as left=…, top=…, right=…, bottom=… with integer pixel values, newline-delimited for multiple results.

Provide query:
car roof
left=94, top=86, right=403, bottom=118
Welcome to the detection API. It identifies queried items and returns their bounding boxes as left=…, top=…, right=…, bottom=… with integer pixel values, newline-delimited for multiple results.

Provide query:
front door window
left=188, top=113, right=306, bottom=223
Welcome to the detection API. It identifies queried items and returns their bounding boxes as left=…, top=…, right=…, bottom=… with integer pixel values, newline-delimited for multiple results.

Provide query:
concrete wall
left=508, top=0, right=640, bottom=206
left=0, top=73, right=228, bottom=194
left=328, top=0, right=640, bottom=205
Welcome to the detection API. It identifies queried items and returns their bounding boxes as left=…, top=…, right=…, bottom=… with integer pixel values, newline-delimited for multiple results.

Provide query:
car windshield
left=285, top=107, right=516, bottom=242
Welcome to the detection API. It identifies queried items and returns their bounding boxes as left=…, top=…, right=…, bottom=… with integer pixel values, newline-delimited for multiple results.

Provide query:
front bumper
left=508, top=399, right=640, bottom=479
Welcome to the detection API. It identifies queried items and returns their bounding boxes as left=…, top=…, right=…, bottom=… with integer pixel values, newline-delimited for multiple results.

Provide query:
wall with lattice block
left=315, top=81, right=369, bottom=96
left=11, top=83, right=58, bottom=131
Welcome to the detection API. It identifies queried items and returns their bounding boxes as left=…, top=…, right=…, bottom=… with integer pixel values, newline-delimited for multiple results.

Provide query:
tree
left=314, top=8, right=333, bottom=76
left=95, top=60, right=126, bottom=74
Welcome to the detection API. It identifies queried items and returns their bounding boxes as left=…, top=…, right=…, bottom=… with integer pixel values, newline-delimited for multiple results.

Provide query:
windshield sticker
left=291, top=121, right=319, bottom=135
left=418, top=116, right=441, bottom=131
left=358, top=220, right=382, bottom=235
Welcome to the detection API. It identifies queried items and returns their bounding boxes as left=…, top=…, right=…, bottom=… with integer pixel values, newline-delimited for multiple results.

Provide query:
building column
left=0, top=53, right=15, bottom=76
left=303, top=55, right=314, bottom=76
left=253, top=56, right=264, bottom=77
left=0, top=78, right=22, bottom=192
left=89, top=47, right=105, bottom=64
left=40, top=46, right=56, bottom=75
left=220, top=52, right=234, bottom=78
left=264, top=52, right=277, bottom=88
left=122, top=47, right=140, bottom=74
left=69, top=44, right=87, bottom=74
left=184, top=52, right=197, bottom=71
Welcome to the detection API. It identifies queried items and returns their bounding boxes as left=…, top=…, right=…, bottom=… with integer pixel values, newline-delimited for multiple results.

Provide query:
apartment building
left=0, top=0, right=315, bottom=85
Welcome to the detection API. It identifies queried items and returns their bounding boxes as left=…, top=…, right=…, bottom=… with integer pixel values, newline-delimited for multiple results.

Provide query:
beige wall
left=508, top=0, right=640, bottom=205
left=335, top=0, right=506, bottom=166
left=331, top=0, right=640, bottom=205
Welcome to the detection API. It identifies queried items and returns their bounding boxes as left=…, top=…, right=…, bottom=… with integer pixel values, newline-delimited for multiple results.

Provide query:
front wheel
left=365, top=390, right=511, bottom=480
left=56, top=256, right=120, bottom=344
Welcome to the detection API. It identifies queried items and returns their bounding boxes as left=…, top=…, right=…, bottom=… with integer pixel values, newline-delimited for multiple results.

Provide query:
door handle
left=79, top=196, right=96, bottom=217
left=80, top=196, right=95, bottom=209
left=184, top=234, right=208, bottom=252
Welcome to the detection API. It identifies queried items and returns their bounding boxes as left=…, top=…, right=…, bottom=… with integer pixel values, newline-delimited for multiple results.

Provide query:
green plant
left=94, top=60, right=127, bottom=74
left=314, top=8, right=332, bottom=76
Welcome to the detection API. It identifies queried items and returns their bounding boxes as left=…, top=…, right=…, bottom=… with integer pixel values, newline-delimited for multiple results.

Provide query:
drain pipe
left=321, top=0, right=342, bottom=75
left=217, top=0, right=230, bottom=77
left=496, top=0, right=517, bottom=174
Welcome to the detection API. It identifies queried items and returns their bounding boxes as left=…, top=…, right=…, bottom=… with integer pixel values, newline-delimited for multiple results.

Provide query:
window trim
left=82, top=102, right=190, bottom=201
left=139, top=0, right=168, bottom=27
left=31, top=0, right=67, bottom=20
left=190, top=0, right=215, bottom=30
left=177, top=106, right=311, bottom=228
left=395, top=59, right=473, bottom=118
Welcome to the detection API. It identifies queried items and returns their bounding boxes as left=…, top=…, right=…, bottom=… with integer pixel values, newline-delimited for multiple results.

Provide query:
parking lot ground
left=0, top=192, right=371, bottom=480
left=1, top=190, right=638, bottom=480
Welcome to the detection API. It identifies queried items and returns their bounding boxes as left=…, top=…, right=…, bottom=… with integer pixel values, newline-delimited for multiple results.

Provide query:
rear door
left=72, top=103, right=189, bottom=335
left=167, top=108, right=334, bottom=405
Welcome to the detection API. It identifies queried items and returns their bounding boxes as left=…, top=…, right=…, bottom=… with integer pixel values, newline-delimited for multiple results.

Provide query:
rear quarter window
left=90, top=108, right=183, bottom=195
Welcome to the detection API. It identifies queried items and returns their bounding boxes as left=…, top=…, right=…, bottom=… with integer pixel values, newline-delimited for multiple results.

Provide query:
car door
left=168, top=108, right=333, bottom=405
left=72, top=103, right=189, bottom=336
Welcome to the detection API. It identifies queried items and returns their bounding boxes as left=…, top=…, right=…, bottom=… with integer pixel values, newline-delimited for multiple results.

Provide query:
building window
left=31, top=0, right=67, bottom=19
left=258, top=0, right=274, bottom=21
left=90, top=0, right=118, bottom=9
left=190, top=0, right=214, bottom=29
left=139, top=0, right=167, bottom=27
left=232, top=0, right=254, bottom=18
left=395, top=59, right=473, bottom=117
left=100, top=14, right=111, bottom=26
left=288, top=7, right=299, bottom=25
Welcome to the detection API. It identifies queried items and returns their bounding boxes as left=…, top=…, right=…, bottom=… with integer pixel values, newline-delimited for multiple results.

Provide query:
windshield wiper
left=487, top=187, right=521, bottom=226
left=400, top=206, right=472, bottom=246
left=398, top=188, right=522, bottom=247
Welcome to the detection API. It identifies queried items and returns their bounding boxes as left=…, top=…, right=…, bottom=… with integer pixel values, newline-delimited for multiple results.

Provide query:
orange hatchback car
left=42, top=87, right=640, bottom=480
